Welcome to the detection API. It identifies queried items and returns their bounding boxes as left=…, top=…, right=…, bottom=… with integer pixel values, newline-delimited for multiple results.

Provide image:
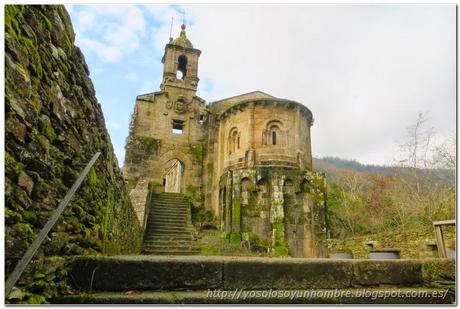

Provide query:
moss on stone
left=191, top=144, right=205, bottom=164
left=5, top=5, right=144, bottom=303
left=229, top=232, right=242, bottom=244
left=272, top=221, right=289, bottom=256
left=43, top=124, right=56, bottom=142
left=87, top=168, right=100, bottom=187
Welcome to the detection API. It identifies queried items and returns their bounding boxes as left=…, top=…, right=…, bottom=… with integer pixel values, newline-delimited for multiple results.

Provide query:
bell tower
left=160, top=24, right=201, bottom=99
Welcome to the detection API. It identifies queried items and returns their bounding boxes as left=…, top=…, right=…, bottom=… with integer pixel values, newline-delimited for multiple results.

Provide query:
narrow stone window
left=266, top=120, right=283, bottom=147
left=199, top=114, right=204, bottom=124
left=172, top=119, right=184, bottom=134
left=228, top=128, right=239, bottom=154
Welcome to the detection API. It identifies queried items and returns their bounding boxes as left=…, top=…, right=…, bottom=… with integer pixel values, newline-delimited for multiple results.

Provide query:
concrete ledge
left=55, top=288, right=454, bottom=304
left=69, top=256, right=223, bottom=291
left=223, top=259, right=354, bottom=289
left=353, top=260, right=422, bottom=286
left=67, top=256, right=454, bottom=292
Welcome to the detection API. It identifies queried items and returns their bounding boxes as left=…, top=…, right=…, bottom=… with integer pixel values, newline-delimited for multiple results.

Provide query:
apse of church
left=123, top=24, right=327, bottom=257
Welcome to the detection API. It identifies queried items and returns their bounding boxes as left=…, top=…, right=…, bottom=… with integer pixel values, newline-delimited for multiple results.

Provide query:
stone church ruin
left=123, top=24, right=327, bottom=257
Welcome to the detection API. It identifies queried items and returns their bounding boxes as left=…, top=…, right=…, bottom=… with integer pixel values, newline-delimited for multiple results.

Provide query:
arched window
left=265, top=120, right=283, bottom=146
left=228, top=127, right=239, bottom=154
left=177, top=55, right=187, bottom=79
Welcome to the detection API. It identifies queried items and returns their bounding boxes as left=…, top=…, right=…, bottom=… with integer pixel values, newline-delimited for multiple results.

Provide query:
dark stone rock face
left=5, top=5, right=143, bottom=303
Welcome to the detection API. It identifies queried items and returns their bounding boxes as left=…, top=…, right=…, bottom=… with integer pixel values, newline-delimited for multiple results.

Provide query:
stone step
left=142, top=245, right=199, bottom=252
left=148, top=218, right=190, bottom=224
left=55, top=288, right=455, bottom=304
left=150, top=198, right=189, bottom=202
left=142, top=250, right=200, bottom=256
left=148, top=213, right=189, bottom=218
left=146, top=223, right=190, bottom=229
left=150, top=205, right=188, bottom=210
left=149, top=211, right=190, bottom=220
left=150, top=201, right=188, bottom=205
left=150, top=200, right=189, bottom=205
left=147, top=223, right=193, bottom=229
left=146, top=220, right=192, bottom=226
left=150, top=197, right=189, bottom=202
left=144, top=235, right=193, bottom=241
left=147, top=217, right=189, bottom=223
left=66, top=256, right=454, bottom=292
left=142, top=243, right=198, bottom=250
left=148, top=231, right=192, bottom=237
left=150, top=204, right=189, bottom=209
left=152, top=192, right=186, bottom=196
left=146, top=225, right=193, bottom=234
left=149, top=210, right=190, bottom=219
left=150, top=207, right=189, bottom=213
left=143, top=240, right=197, bottom=246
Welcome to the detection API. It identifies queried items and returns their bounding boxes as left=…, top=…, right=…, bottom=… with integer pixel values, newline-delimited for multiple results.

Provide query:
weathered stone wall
left=121, top=22, right=326, bottom=258
left=5, top=5, right=143, bottom=303
left=216, top=100, right=312, bottom=173
left=123, top=90, right=206, bottom=217
left=326, top=227, right=456, bottom=259
left=217, top=168, right=327, bottom=257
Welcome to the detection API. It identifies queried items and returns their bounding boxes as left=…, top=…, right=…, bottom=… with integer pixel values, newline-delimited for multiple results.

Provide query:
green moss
left=126, top=179, right=138, bottom=191
left=229, top=232, right=241, bottom=244
left=272, top=221, right=289, bottom=256
left=4, top=5, right=25, bottom=38
left=232, top=199, right=241, bottom=231
left=87, top=168, right=100, bottom=187
left=191, top=144, right=204, bottom=164
left=5, top=151, right=21, bottom=176
left=191, top=203, right=217, bottom=228
left=41, top=14, right=52, bottom=30
left=17, top=222, right=34, bottom=235
left=206, top=162, right=213, bottom=173
left=273, top=245, right=289, bottom=256
left=140, top=137, right=158, bottom=154
left=5, top=208, right=23, bottom=224
left=43, top=124, right=56, bottom=142
left=127, top=136, right=160, bottom=156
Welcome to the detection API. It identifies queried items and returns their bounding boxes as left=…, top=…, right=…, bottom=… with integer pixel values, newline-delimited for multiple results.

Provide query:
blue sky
left=66, top=5, right=206, bottom=164
left=66, top=4, right=456, bottom=166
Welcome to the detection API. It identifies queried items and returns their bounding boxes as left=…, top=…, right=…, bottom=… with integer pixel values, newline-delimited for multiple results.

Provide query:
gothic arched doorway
left=164, top=159, right=184, bottom=193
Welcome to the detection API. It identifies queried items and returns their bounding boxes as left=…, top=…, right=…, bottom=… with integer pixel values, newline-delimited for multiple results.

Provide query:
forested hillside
left=313, top=113, right=455, bottom=239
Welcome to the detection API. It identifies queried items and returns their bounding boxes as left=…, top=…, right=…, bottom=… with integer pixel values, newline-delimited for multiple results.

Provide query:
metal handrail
left=5, top=152, right=101, bottom=296
left=433, top=219, right=456, bottom=258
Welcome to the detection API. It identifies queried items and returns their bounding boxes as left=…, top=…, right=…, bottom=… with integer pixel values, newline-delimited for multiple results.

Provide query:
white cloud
left=139, top=81, right=156, bottom=94
left=68, top=4, right=456, bottom=166
left=77, top=36, right=122, bottom=62
left=181, top=4, right=456, bottom=165
left=76, top=11, right=95, bottom=32
left=114, top=148, right=125, bottom=165
left=145, top=5, right=186, bottom=54
left=125, top=73, right=140, bottom=81
left=71, top=5, right=147, bottom=62
left=106, top=121, right=121, bottom=130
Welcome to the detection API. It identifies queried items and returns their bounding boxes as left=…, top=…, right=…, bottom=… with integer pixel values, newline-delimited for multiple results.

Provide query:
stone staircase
left=142, top=192, right=198, bottom=255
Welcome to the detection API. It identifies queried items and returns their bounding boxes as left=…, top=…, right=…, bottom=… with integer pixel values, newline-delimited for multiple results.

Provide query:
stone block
left=68, top=256, right=223, bottom=291
left=353, top=260, right=422, bottom=286
left=223, top=258, right=354, bottom=289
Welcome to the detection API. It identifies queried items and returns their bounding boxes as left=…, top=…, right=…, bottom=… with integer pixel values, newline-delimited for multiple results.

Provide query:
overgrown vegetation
left=323, top=113, right=455, bottom=239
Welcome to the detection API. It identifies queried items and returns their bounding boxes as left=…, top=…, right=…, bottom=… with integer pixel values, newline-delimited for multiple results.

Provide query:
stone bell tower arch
left=160, top=24, right=201, bottom=101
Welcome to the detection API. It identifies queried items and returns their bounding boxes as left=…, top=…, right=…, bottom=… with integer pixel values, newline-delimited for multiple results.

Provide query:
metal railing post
left=5, top=152, right=101, bottom=296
